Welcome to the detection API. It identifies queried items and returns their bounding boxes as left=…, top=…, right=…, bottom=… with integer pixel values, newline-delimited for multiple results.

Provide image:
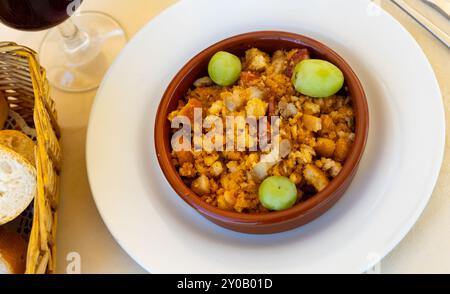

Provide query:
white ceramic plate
left=86, top=0, right=445, bottom=273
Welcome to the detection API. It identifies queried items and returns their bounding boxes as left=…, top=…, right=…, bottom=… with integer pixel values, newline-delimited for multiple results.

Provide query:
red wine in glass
left=0, top=0, right=126, bottom=92
left=0, top=0, right=82, bottom=31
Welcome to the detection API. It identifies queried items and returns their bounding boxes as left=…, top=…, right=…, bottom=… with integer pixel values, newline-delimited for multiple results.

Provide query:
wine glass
left=0, top=0, right=127, bottom=92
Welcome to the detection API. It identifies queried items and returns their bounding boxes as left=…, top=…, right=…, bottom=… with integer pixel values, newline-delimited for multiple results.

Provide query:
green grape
left=292, top=59, right=344, bottom=98
left=258, top=176, right=297, bottom=211
left=208, top=51, right=242, bottom=86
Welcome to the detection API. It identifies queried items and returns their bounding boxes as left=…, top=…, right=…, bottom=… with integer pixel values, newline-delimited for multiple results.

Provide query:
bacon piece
left=178, top=98, right=202, bottom=123
left=285, top=48, right=310, bottom=78
left=239, top=71, right=260, bottom=87
left=266, top=92, right=277, bottom=117
left=175, top=151, right=193, bottom=165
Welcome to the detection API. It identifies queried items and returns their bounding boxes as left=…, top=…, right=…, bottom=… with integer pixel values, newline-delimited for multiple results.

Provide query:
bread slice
left=0, top=130, right=36, bottom=167
left=0, top=227, right=27, bottom=274
left=0, top=145, right=36, bottom=225
left=0, top=91, right=8, bottom=130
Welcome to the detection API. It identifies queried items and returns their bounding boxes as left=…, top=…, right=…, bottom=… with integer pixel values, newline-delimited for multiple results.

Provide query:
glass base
left=39, top=11, right=127, bottom=92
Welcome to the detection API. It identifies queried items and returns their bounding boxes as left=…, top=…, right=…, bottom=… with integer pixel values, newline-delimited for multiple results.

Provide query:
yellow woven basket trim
left=34, top=94, right=62, bottom=168
left=25, top=158, right=40, bottom=274
left=2, top=43, right=61, bottom=274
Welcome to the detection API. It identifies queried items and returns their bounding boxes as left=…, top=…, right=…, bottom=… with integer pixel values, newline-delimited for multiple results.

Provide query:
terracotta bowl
left=155, top=31, right=369, bottom=234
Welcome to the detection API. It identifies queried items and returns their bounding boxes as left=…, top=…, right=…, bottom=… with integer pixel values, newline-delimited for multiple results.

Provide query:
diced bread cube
left=191, top=174, right=211, bottom=195
left=303, top=164, right=329, bottom=192
left=314, top=138, right=336, bottom=158
left=246, top=98, right=268, bottom=118
left=334, top=138, right=351, bottom=162
left=245, top=48, right=270, bottom=71
left=302, top=114, right=322, bottom=132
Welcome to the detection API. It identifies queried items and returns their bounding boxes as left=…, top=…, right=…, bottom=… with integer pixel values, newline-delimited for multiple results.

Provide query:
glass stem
left=58, top=19, right=89, bottom=54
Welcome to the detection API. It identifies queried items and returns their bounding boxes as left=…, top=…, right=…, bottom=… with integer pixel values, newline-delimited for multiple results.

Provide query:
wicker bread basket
left=0, top=42, right=61, bottom=274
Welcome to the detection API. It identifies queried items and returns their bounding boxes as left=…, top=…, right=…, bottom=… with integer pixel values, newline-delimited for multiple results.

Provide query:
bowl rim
left=155, top=31, right=369, bottom=225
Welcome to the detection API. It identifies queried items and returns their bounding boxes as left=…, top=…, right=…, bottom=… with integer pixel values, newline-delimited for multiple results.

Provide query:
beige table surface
left=0, top=0, right=448, bottom=274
